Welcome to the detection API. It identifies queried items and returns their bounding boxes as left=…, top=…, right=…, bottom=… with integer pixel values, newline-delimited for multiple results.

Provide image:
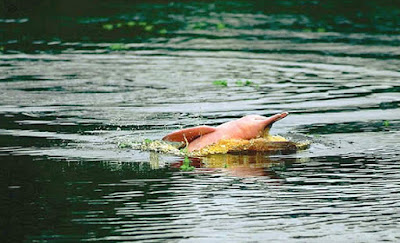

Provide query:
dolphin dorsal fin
left=162, top=126, right=216, bottom=143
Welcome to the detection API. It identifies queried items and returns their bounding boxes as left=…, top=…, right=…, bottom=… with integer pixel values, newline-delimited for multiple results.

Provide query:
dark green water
left=1, top=0, right=400, bottom=242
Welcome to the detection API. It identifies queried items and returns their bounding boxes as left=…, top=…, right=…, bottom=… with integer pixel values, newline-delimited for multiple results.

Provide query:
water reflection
left=161, top=152, right=301, bottom=178
left=73, top=154, right=400, bottom=241
left=2, top=148, right=400, bottom=241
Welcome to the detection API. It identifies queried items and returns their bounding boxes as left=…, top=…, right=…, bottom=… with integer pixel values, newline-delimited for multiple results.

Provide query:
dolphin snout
left=263, top=112, right=288, bottom=128
left=275, top=112, right=288, bottom=120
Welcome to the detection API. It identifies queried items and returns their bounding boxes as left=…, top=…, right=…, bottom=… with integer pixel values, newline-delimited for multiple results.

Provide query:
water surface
left=1, top=0, right=400, bottom=242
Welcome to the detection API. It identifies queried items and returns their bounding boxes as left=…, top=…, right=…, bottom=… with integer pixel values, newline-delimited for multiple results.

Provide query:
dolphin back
left=162, top=126, right=217, bottom=143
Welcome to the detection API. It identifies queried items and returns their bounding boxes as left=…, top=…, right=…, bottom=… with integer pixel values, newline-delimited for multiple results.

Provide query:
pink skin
left=163, top=112, right=288, bottom=152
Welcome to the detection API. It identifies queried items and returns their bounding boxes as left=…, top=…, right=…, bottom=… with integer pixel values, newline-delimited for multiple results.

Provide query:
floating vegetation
left=126, top=21, right=136, bottom=27
left=180, top=156, right=195, bottom=171
left=125, top=135, right=309, bottom=157
left=216, top=23, right=226, bottom=30
left=119, top=139, right=183, bottom=155
left=191, top=137, right=310, bottom=157
left=109, top=43, right=128, bottom=51
left=212, top=80, right=258, bottom=87
left=212, top=80, right=228, bottom=87
left=235, top=80, right=255, bottom=87
left=102, top=24, right=114, bottom=30
left=0, top=46, right=4, bottom=53
left=191, top=22, right=207, bottom=30
left=190, top=22, right=227, bottom=30
left=99, top=20, right=168, bottom=36
left=159, top=28, right=168, bottom=34
left=144, top=25, right=154, bottom=32
left=303, top=27, right=326, bottom=32
left=383, top=120, right=390, bottom=127
left=118, top=141, right=133, bottom=149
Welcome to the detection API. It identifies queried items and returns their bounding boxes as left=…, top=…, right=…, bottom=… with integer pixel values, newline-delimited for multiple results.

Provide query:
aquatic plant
left=109, top=44, right=128, bottom=51
left=102, top=24, right=114, bottom=30
left=117, top=140, right=137, bottom=149
left=303, top=27, right=326, bottom=33
left=383, top=120, right=390, bottom=127
left=235, top=80, right=254, bottom=86
left=144, top=25, right=154, bottom=32
left=137, top=139, right=183, bottom=155
left=190, top=22, right=226, bottom=30
left=99, top=20, right=168, bottom=37
left=216, top=23, right=226, bottom=30
left=180, top=147, right=189, bottom=154
left=127, top=21, right=136, bottom=27
left=211, top=80, right=259, bottom=87
left=212, top=80, right=228, bottom=87
left=192, top=22, right=207, bottom=30
left=180, top=156, right=195, bottom=171
left=189, top=136, right=308, bottom=157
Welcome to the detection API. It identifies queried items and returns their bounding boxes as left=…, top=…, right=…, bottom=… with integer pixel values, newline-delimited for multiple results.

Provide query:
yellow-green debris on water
left=132, top=135, right=309, bottom=157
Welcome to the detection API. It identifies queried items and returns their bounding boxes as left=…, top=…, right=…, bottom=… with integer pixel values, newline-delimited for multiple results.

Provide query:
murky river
left=1, top=1, right=400, bottom=242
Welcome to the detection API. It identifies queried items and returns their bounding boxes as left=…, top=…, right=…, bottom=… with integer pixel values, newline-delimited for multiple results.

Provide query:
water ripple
left=2, top=1, right=400, bottom=241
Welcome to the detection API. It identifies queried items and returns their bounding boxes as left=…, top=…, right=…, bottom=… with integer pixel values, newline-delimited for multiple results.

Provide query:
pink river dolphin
left=162, top=112, right=288, bottom=152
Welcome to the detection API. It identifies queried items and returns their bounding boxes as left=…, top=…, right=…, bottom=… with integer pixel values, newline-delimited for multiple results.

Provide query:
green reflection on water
left=1, top=0, right=400, bottom=53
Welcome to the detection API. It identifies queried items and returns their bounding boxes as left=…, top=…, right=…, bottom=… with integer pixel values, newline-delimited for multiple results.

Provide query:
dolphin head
left=236, top=112, right=288, bottom=139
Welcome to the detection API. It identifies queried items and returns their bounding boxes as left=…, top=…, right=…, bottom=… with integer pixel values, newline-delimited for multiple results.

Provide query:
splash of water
left=124, top=135, right=310, bottom=157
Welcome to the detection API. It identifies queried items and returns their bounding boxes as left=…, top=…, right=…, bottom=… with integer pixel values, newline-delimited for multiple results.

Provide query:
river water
left=1, top=1, right=400, bottom=242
